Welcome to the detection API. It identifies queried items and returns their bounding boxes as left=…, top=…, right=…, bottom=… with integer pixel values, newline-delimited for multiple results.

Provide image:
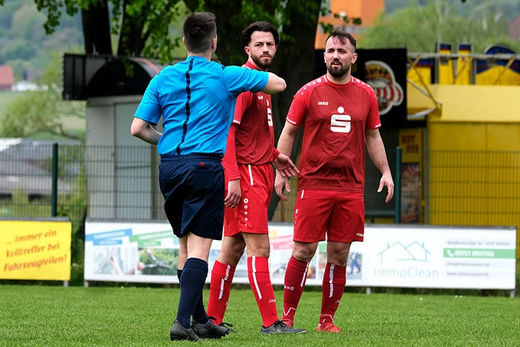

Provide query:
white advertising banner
left=364, top=226, right=516, bottom=290
left=84, top=221, right=516, bottom=290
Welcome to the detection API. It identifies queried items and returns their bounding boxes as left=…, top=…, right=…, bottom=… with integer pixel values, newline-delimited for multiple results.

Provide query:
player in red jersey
left=275, top=29, right=394, bottom=333
left=206, top=21, right=305, bottom=335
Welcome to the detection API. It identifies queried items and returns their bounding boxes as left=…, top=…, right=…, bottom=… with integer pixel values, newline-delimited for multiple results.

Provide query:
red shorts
left=224, top=163, right=274, bottom=237
left=293, top=189, right=365, bottom=243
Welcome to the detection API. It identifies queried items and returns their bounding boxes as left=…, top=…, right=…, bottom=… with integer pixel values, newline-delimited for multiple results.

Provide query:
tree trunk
left=81, top=0, right=112, bottom=55
left=268, top=0, right=322, bottom=219
left=117, top=0, right=149, bottom=56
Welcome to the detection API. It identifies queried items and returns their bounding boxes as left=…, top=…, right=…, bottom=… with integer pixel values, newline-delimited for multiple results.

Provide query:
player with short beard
left=275, top=29, right=394, bottom=333
left=206, top=21, right=305, bottom=335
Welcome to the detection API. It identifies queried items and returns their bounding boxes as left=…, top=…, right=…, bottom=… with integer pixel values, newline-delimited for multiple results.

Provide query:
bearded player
left=275, top=29, right=394, bottom=333
left=206, top=21, right=305, bottom=335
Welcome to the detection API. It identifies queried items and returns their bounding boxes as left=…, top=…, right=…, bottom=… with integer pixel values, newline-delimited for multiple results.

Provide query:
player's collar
left=244, top=60, right=264, bottom=71
left=324, top=75, right=353, bottom=87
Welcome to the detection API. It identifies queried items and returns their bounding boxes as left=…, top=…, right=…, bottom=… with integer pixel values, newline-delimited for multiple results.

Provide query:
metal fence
left=2, top=142, right=520, bottom=235
left=0, top=141, right=87, bottom=237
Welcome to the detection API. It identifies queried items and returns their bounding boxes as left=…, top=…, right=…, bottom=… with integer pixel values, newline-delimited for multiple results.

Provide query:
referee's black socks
left=176, top=258, right=209, bottom=328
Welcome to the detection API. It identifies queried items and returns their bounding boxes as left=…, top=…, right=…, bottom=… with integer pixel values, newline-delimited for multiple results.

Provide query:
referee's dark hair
left=241, top=21, right=280, bottom=47
left=183, top=12, right=217, bottom=53
left=325, top=29, right=356, bottom=51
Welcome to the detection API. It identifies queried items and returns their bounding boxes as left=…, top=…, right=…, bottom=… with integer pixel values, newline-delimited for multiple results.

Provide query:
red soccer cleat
left=316, top=322, right=341, bottom=333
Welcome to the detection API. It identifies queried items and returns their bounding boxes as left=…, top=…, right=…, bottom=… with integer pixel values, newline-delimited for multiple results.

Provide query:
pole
left=51, top=143, right=59, bottom=217
left=394, top=146, right=402, bottom=224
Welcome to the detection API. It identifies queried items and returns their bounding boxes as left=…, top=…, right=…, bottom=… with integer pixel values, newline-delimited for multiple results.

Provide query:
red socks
left=209, top=257, right=346, bottom=328
left=320, top=262, right=346, bottom=325
left=282, top=256, right=309, bottom=325
left=247, top=256, right=279, bottom=327
left=207, top=260, right=236, bottom=325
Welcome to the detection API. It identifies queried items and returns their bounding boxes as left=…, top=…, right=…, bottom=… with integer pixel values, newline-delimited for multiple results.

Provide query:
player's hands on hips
left=275, top=172, right=291, bottom=201
left=378, top=173, right=394, bottom=203
left=273, top=153, right=300, bottom=177
left=225, top=179, right=241, bottom=208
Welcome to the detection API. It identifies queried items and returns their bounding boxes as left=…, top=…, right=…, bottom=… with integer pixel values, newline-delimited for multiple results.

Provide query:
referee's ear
left=211, top=36, right=217, bottom=52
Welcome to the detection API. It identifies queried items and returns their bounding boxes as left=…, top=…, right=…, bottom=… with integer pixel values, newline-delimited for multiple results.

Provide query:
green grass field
left=1, top=286, right=519, bottom=346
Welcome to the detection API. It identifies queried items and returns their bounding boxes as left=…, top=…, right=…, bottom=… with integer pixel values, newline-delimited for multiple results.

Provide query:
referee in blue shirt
left=131, top=12, right=291, bottom=341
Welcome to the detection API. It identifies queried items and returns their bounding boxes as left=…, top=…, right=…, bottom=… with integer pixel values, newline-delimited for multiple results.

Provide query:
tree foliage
left=30, top=0, right=189, bottom=61
left=360, top=0, right=520, bottom=53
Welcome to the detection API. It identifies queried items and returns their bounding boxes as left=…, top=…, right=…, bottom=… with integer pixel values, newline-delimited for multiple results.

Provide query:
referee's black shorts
left=159, top=154, right=224, bottom=240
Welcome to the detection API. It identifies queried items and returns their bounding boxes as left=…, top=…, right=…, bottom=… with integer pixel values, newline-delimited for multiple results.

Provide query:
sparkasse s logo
left=365, top=60, right=404, bottom=115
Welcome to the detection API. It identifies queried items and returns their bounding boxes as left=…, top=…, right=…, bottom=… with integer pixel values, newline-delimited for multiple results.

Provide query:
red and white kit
left=286, top=75, right=381, bottom=243
left=222, top=61, right=279, bottom=236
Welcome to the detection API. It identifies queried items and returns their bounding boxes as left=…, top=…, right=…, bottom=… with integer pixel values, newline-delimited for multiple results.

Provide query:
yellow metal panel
left=455, top=45, right=472, bottom=85
left=486, top=124, right=520, bottom=150
left=476, top=66, right=520, bottom=86
left=407, top=83, right=437, bottom=115
left=438, top=45, right=454, bottom=85
left=428, top=124, right=489, bottom=226
left=427, top=85, right=520, bottom=123
left=407, top=67, right=432, bottom=87
left=429, top=123, right=487, bottom=150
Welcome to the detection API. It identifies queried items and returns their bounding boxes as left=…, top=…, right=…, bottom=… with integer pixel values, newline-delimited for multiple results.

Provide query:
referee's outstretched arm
left=262, top=72, right=287, bottom=94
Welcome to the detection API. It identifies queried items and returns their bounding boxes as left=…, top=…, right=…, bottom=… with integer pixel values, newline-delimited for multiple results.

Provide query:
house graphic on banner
left=377, top=241, right=431, bottom=263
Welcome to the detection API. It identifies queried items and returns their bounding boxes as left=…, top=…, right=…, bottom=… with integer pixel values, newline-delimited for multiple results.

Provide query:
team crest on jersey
left=365, top=60, right=404, bottom=115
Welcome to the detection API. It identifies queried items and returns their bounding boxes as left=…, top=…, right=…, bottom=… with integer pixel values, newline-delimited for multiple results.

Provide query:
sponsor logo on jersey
left=318, top=101, right=329, bottom=106
left=365, top=60, right=404, bottom=115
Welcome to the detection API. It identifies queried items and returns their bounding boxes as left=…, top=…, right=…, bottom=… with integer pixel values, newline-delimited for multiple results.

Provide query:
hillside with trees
left=363, top=0, right=520, bottom=53
left=0, top=0, right=83, bottom=80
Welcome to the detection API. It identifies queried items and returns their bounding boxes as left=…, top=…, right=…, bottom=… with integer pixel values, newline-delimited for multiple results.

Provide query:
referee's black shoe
left=192, top=318, right=232, bottom=339
left=170, top=319, right=201, bottom=341
left=261, top=320, right=306, bottom=334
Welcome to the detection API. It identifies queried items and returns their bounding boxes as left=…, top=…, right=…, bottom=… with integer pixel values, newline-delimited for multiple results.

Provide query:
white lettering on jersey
left=318, top=101, right=329, bottom=106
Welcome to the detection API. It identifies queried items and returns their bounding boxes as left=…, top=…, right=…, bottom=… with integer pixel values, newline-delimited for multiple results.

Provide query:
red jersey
left=286, top=75, right=381, bottom=193
left=223, top=61, right=277, bottom=180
